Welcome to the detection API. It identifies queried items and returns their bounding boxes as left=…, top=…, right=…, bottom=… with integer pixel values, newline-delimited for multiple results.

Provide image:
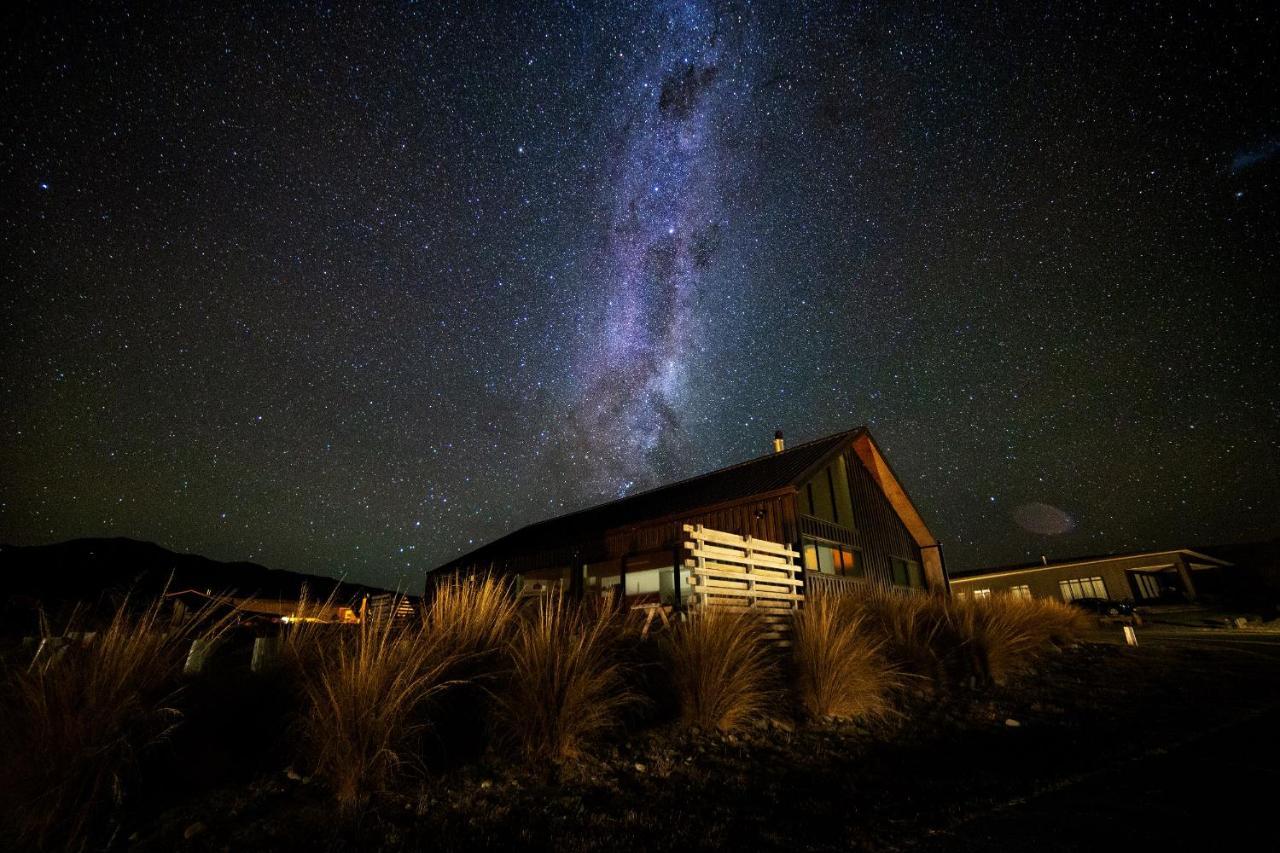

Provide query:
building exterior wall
left=951, top=553, right=1203, bottom=602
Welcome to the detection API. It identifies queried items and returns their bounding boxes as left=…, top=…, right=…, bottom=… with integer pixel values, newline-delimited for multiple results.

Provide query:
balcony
left=803, top=571, right=870, bottom=600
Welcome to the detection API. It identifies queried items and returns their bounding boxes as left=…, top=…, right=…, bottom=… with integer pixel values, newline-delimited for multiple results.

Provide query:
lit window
left=971, top=588, right=992, bottom=599
left=1009, top=584, right=1032, bottom=600
left=1058, top=576, right=1108, bottom=601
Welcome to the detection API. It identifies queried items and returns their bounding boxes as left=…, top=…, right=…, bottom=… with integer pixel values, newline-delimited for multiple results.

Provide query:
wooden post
left=185, top=637, right=216, bottom=674
left=619, top=553, right=630, bottom=607
left=251, top=636, right=283, bottom=673
left=672, top=542, right=683, bottom=612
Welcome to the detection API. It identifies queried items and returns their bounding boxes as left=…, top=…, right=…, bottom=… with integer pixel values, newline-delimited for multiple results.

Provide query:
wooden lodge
left=429, top=427, right=948, bottom=605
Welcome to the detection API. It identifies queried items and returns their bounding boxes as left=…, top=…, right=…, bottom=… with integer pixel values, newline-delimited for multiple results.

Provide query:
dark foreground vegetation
left=3, top=581, right=1278, bottom=852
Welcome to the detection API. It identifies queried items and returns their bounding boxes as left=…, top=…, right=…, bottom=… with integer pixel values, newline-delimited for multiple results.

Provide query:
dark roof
left=950, top=546, right=1232, bottom=579
left=433, top=427, right=866, bottom=573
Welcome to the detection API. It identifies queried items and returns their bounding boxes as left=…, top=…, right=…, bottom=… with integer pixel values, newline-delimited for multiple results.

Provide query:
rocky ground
left=122, top=631, right=1280, bottom=852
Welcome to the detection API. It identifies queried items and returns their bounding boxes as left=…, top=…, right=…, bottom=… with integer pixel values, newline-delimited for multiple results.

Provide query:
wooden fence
left=682, top=524, right=803, bottom=643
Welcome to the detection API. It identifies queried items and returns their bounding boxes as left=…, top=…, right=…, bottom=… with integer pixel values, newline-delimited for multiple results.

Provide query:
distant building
left=950, top=549, right=1232, bottom=604
left=429, top=427, right=948, bottom=602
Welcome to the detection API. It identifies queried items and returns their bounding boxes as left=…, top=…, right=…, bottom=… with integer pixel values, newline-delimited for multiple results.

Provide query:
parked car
left=1069, top=598, right=1141, bottom=624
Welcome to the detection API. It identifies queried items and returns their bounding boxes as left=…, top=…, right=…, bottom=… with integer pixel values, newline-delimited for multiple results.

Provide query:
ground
left=123, top=624, right=1280, bottom=852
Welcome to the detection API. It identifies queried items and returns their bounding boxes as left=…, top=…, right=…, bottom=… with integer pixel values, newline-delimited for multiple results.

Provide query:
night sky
left=3, top=2, right=1277, bottom=590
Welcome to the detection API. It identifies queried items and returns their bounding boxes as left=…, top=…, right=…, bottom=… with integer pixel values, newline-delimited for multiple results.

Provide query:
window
left=802, top=538, right=864, bottom=577
left=970, top=588, right=992, bottom=599
left=1132, top=573, right=1162, bottom=600
left=891, top=556, right=924, bottom=589
left=1009, top=584, right=1032, bottom=600
left=1059, top=576, right=1108, bottom=601
left=516, top=566, right=571, bottom=596
left=799, top=458, right=855, bottom=529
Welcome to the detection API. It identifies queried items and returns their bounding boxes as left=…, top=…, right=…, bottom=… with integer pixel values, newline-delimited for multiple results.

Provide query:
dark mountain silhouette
left=0, top=537, right=393, bottom=607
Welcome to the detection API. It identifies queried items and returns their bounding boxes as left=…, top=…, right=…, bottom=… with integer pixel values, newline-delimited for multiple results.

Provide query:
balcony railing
left=803, top=571, right=921, bottom=600
left=798, top=514, right=858, bottom=546
left=803, top=571, right=870, bottom=599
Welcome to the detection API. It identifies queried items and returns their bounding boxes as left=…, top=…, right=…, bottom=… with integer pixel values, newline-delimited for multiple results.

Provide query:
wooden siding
left=829, top=448, right=924, bottom=588
left=453, top=493, right=800, bottom=579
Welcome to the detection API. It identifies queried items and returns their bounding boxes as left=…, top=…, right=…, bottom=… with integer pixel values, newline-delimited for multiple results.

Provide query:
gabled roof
left=433, top=426, right=937, bottom=573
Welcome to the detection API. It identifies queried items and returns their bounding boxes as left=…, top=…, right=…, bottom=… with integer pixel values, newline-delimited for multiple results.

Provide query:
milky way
left=571, top=2, right=755, bottom=497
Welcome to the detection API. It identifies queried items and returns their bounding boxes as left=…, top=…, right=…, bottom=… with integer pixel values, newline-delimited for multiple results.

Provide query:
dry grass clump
left=496, top=591, right=636, bottom=764
left=1028, top=596, right=1095, bottom=645
left=847, top=590, right=955, bottom=682
left=950, top=596, right=1046, bottom=684
left=792, top=596, right=898, bottom=721
left=665, top=608, right=776, bottom=731
left=297, top=599, right=458, bottom=815
left=843, top=589, right=1094, bottom=686
left=426, top=574, right=520, bottom=663
left=0, top=595, right=234, bottom=851
left=950, top=594, right=1093, bottom=684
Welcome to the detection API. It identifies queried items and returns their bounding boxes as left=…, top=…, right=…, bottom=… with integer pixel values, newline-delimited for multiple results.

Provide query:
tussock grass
left=840, top=588, right=1094, bottom=687
left=847, top=590, right=955, bottom=682
left=426, top=574, right=520, bottom=664
left=0, top=595, right=234, bottom=851
left=951, top=594, right=1094, bottom=684
left=1028, top=597, right=1095, bottom=645
left=297, top=598, right=458, bottom=815
left=496, top=591, right=635, bottom=764
left=792, top=596, right=897, bottom=721
left=665, top=608, right=776, bottom=731
left=951, top=596, right=1045, bottom=684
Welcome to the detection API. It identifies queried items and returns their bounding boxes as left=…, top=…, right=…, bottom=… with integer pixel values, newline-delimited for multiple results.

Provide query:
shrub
left=297, top=599, right=458, bottom=815
left=496, top=591, right=635, bottom=764
left=792, top=596, right=897, bottom=721
left=665, top=608, right=776, bottom=731
left=0, top=595, right=233, bottom=851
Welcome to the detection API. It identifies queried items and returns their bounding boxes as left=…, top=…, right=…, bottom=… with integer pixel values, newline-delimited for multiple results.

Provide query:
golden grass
left=495, top=591, right=635, bottom=764
left=425, top=574, right=520, bottom=663
left=297, top=598, right=458, bottom=815
left=1028, top=596, right=1096, bottom=645
left=664, top=608, right=776, bottom=731
left=791, top=596, right=898, bottom=721
left=0, top=595, right=235, bottom=851
left=838, top=588, right=1095, bottom=686
left=846, top=589, right=955, bottom=682
left=950, top=596, right=1045, bottom=684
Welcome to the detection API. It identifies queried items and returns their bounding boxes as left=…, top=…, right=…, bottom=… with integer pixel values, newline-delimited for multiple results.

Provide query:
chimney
left=773, top=429, right=785, bottom=454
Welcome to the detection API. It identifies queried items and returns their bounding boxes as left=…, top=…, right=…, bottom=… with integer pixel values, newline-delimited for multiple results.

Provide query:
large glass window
left=1009, top=584, right=1033, bottom=600
left=621, top=566, right=689, bottom=605
left=1059, top=576, right=1108, bottom=601
left=802, top=538, right=863, bottom=577
left=1132, top=573, right=1162, bottom=600
left=800, top=458, right=855, bottom=529
left=516, top=566, right=571, bottom=596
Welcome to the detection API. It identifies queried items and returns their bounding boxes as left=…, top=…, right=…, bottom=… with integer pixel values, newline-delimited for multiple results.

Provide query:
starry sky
left=2, top=1, right=1277, bottom=590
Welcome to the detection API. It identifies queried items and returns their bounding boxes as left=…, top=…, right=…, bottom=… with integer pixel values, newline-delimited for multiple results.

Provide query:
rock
left=183, top=821, right=207, bottom=840
left=633, top=762, right=647, bottom=773
left=1004, top=718, right=1022, bottom=728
